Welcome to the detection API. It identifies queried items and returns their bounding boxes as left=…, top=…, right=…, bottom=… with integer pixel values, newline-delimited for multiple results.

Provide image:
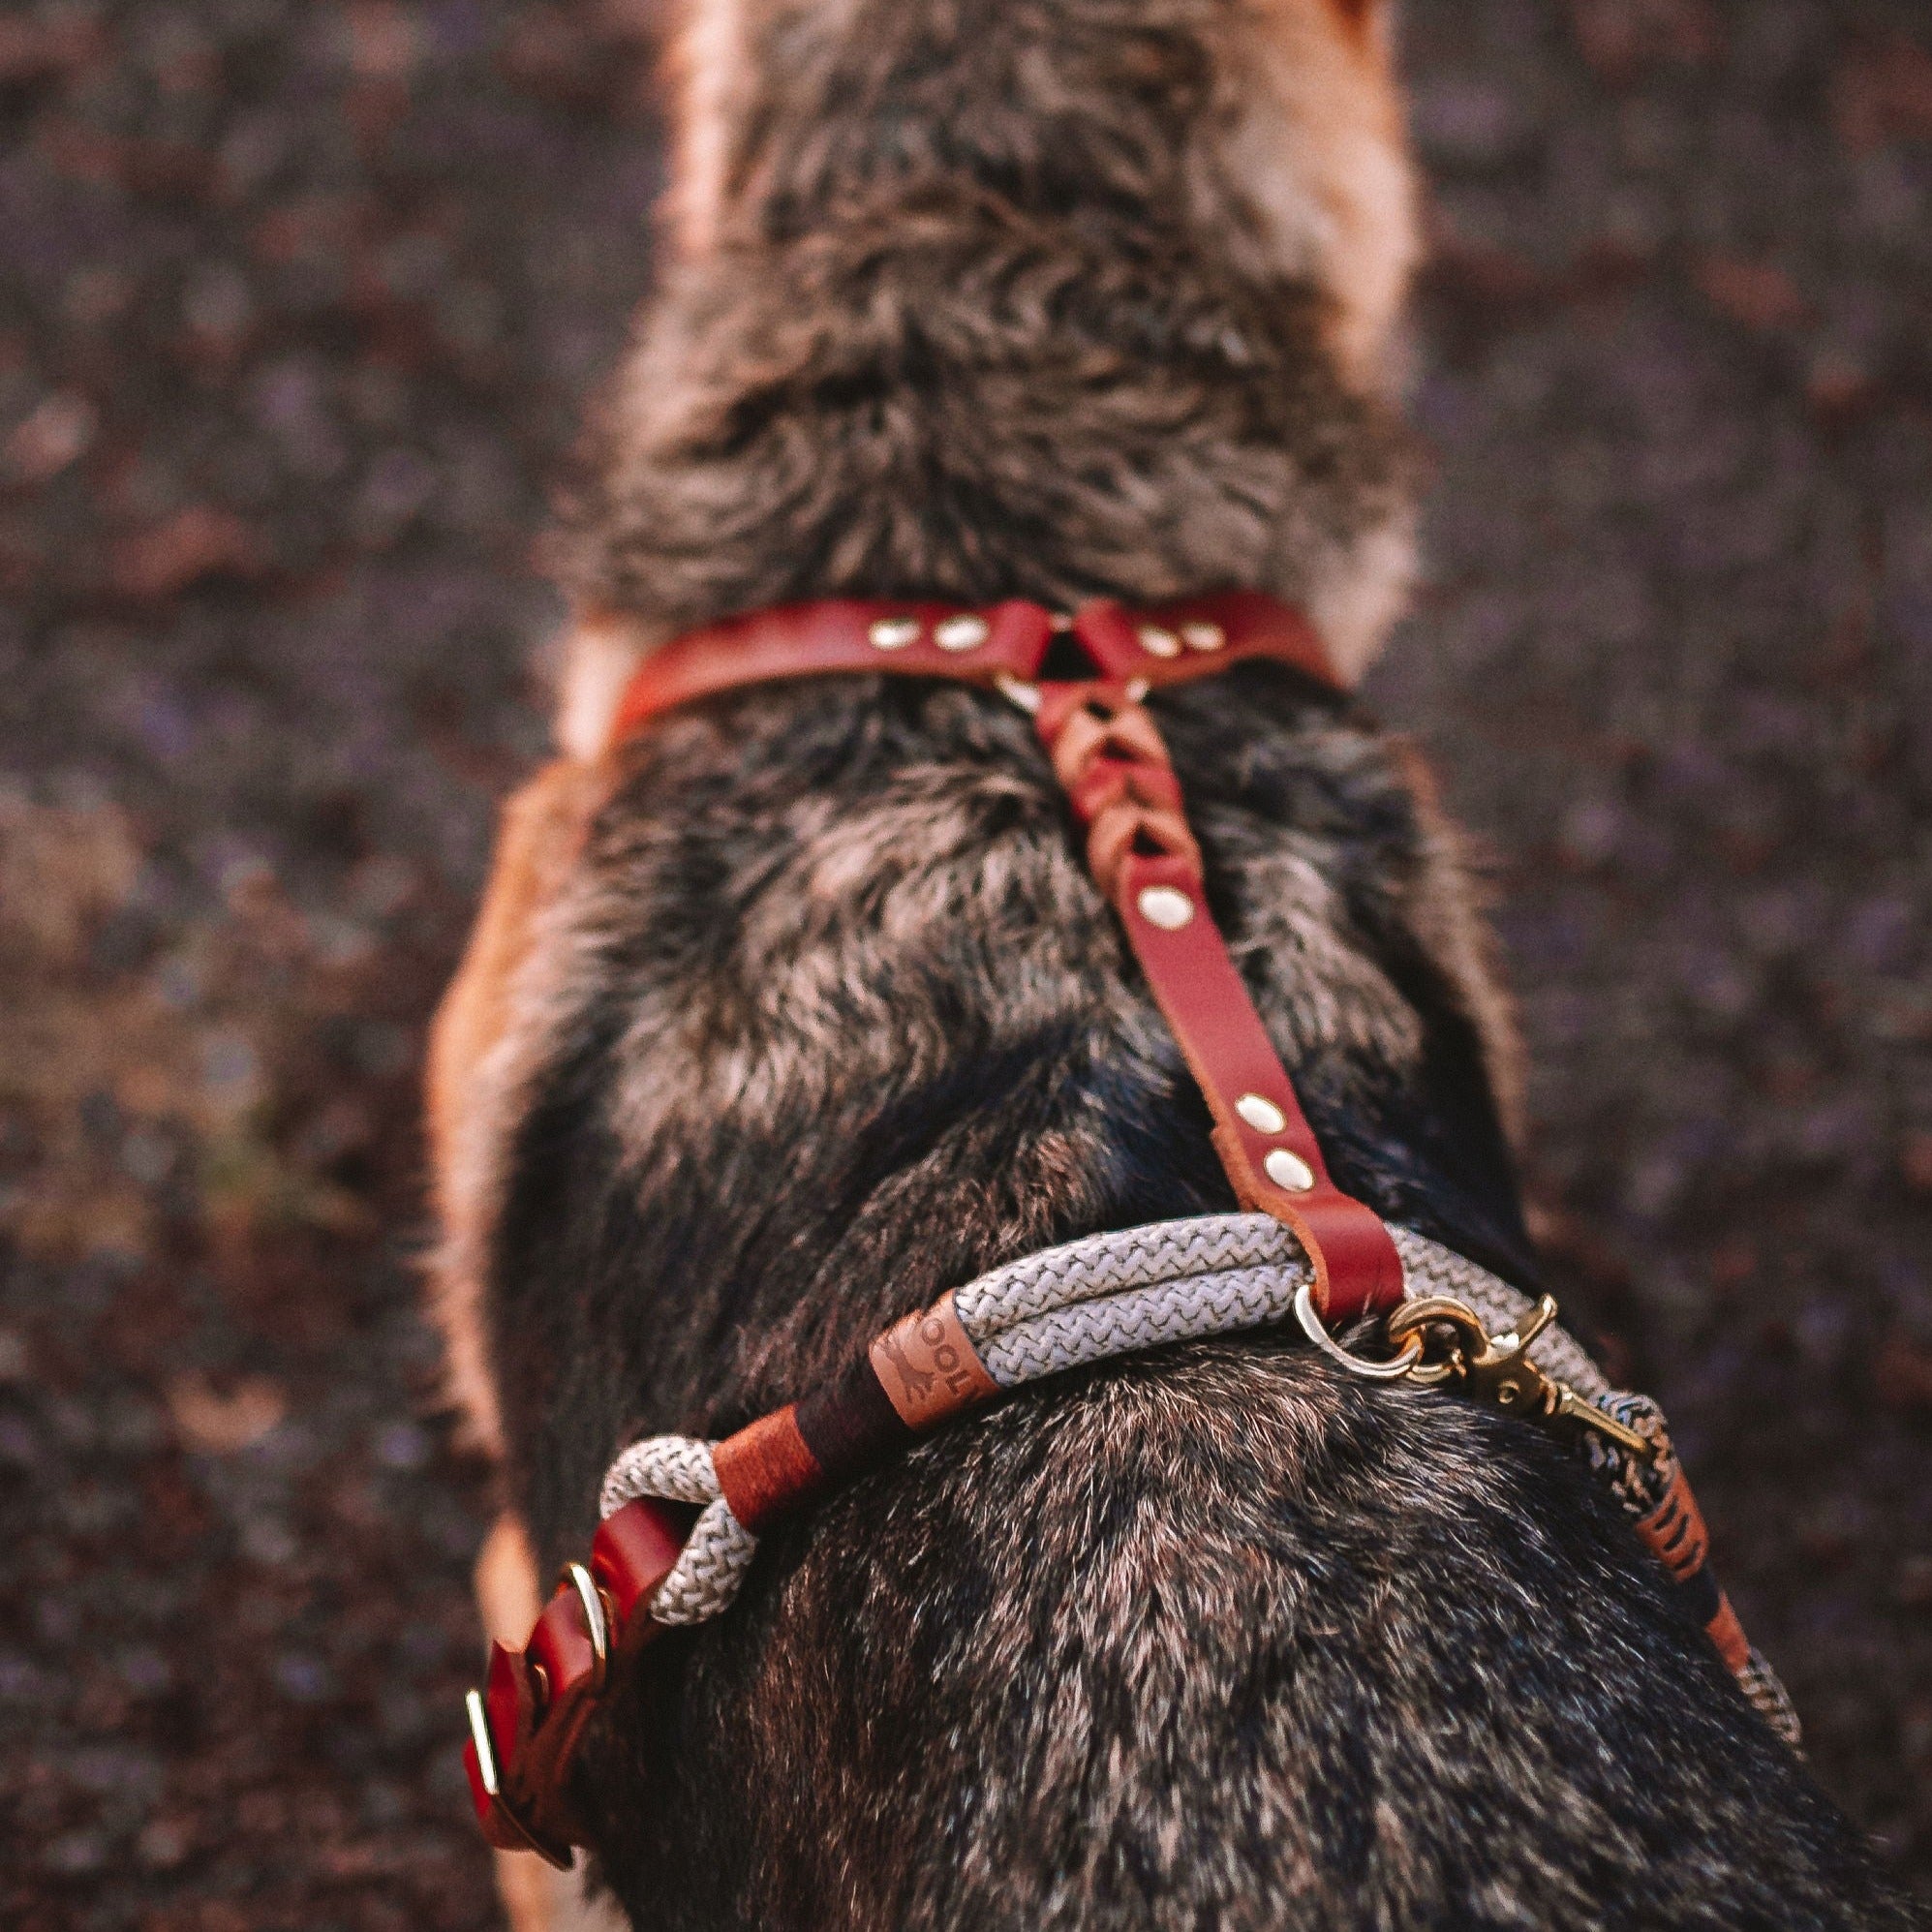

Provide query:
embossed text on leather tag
left=867, top=1290, right=999, bottom=1430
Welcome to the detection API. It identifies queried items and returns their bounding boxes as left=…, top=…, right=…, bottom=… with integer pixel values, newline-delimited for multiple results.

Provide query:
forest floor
left=1, top=1, right=1927, bottom=1925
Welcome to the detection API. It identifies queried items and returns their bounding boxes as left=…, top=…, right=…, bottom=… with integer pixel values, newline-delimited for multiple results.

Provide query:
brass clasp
left=1295, top=1284, right=1654, bottom=1459
left=1386, top=1294, right=1653, bottom=1457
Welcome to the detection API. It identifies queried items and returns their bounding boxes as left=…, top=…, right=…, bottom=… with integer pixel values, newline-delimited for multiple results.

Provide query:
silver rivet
left=869, top=617, right=921, bottom=651
left=1137, top=624, right=1181, bottom=659
left=1264, top=1148, right=1315, bottom=1193
left=1236, top=1092, right=1287, bottom=1135
left=935, top=613, right=990, bottom=653
left=1181, top=621, right=1226, bottom=653
left=1135, top=884, right=1195, bottom=931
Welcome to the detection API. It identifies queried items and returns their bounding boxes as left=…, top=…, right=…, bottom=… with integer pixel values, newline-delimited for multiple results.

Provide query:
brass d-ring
left=560, top=1561, right=609, bottom=1693
left=1292, top=1284, right=1427, bottom=1382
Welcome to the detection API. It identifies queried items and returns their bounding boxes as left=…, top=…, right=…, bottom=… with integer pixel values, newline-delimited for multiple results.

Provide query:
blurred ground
left=0, top=1, right=1925, bottom=1926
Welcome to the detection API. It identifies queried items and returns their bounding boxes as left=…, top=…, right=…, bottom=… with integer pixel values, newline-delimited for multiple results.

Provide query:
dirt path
left=1, top=3, right=1925, bottom=1924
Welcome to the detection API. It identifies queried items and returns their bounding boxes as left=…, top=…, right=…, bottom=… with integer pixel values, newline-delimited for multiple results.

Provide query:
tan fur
left=1227, top=0, right=1417, bottom=392
left=427, top=757, right=608, bottom=1454
left=553, top=613, right=658, bottom=761
left=662, top=0, right=754, bottom=259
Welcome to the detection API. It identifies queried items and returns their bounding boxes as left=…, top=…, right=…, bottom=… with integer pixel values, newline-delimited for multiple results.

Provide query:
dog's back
left=427, top=3, right=1920, bottom=1925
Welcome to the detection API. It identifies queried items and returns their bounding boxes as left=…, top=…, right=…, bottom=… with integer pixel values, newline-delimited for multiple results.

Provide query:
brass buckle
left=464, top=1689, right=574, bottom=1871
left=559, top=1561, right=610, bottom=1695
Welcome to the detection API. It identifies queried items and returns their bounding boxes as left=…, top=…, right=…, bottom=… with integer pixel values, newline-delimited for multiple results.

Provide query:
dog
left=424, top=2, right=1921, bottom=1926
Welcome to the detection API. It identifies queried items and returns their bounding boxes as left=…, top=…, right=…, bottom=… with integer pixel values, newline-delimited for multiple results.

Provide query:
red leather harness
left=464, top=593, right=1417, bottom=1862
left=460, top=592, right=1800, bottom=1863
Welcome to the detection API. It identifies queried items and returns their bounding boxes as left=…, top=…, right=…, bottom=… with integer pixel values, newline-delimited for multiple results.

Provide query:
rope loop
left=599, top=1434, right=759, bottom=1626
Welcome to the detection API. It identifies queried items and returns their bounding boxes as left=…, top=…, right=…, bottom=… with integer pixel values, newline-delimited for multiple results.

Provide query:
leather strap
left=1030, top=681, right=1402, bottom=1325
left=608, top=591, right=1339, bottom=739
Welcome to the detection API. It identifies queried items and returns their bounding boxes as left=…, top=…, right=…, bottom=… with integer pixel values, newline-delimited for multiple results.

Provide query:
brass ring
left=1383, top=1295, right=1494, bottom=1386
left=560, top=1561, right=609, bottom=1691
left=1292, top=1284, right=1426, bottom=1382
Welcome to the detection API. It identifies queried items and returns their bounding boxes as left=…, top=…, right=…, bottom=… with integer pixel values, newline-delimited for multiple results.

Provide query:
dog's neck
left=558, top=0, right=1421, bottom=750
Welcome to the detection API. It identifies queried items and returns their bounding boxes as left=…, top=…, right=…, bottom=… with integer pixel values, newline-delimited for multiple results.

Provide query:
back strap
left=1031, top=680, right=1401, bottom=1325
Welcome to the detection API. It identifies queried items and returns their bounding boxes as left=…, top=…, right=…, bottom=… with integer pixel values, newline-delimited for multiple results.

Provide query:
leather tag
left=868, top=1291, right=999, bottom=1429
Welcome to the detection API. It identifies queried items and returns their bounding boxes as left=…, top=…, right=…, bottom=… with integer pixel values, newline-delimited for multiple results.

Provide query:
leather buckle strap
left=463, top=1497, right=690, bottom=1863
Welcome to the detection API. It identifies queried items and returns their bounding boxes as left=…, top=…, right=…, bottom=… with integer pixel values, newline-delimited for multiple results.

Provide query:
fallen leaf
left=110, top=506, right=261, bottom=603
left=166, top=1372, right=286, bottom=1454
left=1695, top=256, right=1811, bottom=332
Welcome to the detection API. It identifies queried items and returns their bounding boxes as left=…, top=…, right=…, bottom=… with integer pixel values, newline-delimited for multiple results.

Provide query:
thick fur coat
left=425, top=2, right=1922, bottom=1926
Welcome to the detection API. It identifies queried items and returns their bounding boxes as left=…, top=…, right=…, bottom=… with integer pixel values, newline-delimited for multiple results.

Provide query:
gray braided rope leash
left=953, top=1213, right=1310, bottom=1334
left=598, top=1219, right=1601, bottom=1624
left=979, top=1262, right=1304, bottom=1383
left=594, top=1213, right=1797, bottom=1751
left=1587, top=1394, right=1803, bottom=1748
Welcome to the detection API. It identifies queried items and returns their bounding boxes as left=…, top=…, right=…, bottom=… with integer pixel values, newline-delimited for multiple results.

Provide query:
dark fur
left=571, top=0, right=1413, bottom=628
left=469, top=0, right=1921, bottom=1923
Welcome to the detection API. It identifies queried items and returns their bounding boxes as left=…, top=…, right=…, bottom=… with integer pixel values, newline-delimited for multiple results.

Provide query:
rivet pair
left=867, top=613, right=990, bottom=654
left=1235, top=1090, right=1315, bottom=1192
left=1136, top=621, right=1226, bottom=659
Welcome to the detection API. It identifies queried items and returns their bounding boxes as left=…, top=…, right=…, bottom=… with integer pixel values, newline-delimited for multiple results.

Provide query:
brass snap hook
left=1387, top=1293, right=1655, bottom=1457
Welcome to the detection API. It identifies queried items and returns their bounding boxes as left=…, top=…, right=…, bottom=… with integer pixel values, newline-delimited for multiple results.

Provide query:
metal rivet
left=869, top=617, right=920, bottom=651
left=1137, top=624, right=1181, bottom=659
left=1264, top=1148, right=1315, bottom=1193
left=1236, top=1092, right=1287, bottom=1135
left=934, top=613, right=990, bottom=652
left=1136, top=884, right=1195, bottom=931
left=1181, top=621, right=1226, bottom=653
